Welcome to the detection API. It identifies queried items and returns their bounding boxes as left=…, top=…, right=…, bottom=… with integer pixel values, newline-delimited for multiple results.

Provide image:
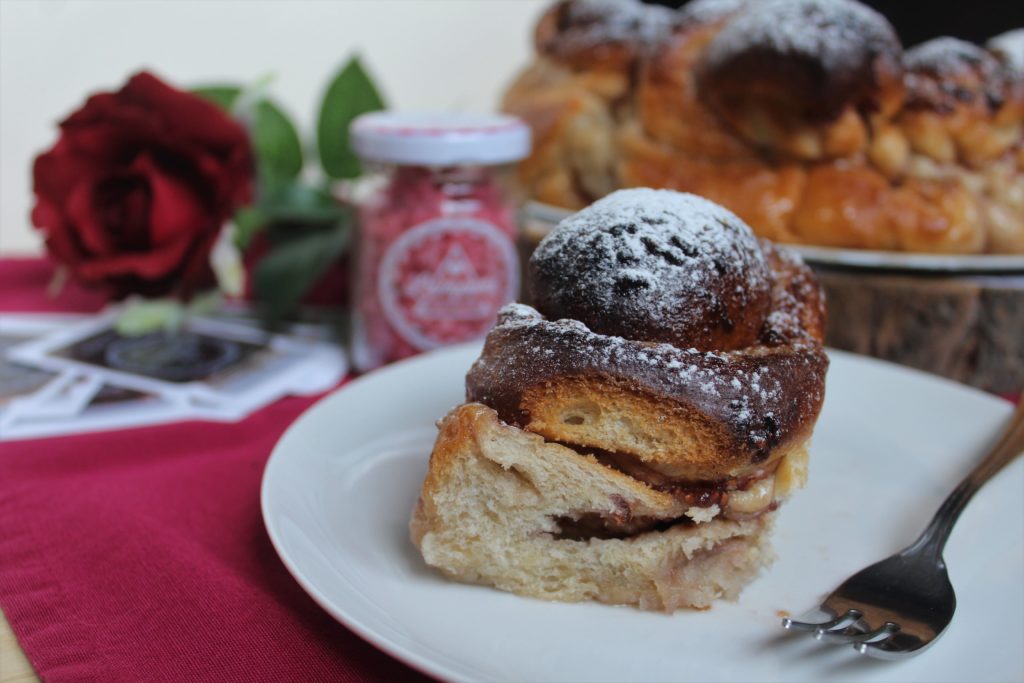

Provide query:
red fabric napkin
left=0, top=257, right=107, bottom=313
left=0, top=259, right=430, bottom=682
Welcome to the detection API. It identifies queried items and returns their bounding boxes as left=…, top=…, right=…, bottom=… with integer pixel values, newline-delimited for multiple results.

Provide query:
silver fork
left=782, top=399, right=1024, bottom=659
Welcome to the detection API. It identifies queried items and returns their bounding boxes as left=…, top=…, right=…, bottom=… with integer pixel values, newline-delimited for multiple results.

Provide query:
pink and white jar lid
left=350, top=111, right=531, bottom=167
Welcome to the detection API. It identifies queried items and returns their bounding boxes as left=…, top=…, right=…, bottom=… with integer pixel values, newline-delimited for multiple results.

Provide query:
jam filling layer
left=546, top=440, right=782, bottom=541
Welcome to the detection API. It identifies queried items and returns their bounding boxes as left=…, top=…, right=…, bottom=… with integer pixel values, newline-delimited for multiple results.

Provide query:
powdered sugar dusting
left=494, top=301, right=806, bottom=407
left=557, top=0, right=678, bottom=52
left=904, top=37, right=995, bottom=76
left=705, top=0, right=898, bottom=75
left=530, top=188, right=769, bottom=348
left=988, top=29, right=1024, bottom=75
left=679, top=0, right=749, bottom=26
left=477, top=299, right=824, bottom=457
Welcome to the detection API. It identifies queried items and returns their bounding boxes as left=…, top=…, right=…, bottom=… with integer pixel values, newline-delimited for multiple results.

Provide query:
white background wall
left=0, top=0, right=547, bottom=254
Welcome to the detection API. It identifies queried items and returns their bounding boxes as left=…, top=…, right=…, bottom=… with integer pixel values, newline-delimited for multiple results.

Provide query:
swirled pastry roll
left=503, top=0, right=1024, bottom=253
left=411, top=190, right=828, bottom=611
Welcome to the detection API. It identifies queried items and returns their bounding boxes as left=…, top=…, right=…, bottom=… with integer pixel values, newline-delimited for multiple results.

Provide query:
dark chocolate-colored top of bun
left=528, top=188, right=771, bottom=352
left=699, top=0, right=902, bottom=122
left=535, top=0, right=679, bottom=68
left=903, top=37, right=1009, bottom=113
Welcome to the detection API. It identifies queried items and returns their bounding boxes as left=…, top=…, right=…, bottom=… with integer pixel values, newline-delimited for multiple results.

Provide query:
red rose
left=32, top=71, right=254, bottom=299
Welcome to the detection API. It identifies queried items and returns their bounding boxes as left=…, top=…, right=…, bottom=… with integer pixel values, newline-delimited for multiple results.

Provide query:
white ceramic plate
left=522, top=201, right=1024, bottom=274
left=261, top=344, right=1023, bottom=683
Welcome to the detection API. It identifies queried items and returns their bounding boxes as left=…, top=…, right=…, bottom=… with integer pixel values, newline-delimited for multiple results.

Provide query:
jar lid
left=350, top=111, right=531, bottom=166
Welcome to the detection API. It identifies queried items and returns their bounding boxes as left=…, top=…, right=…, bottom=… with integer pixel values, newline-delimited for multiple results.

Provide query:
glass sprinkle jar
left=349, top=112, right=531, bottom=372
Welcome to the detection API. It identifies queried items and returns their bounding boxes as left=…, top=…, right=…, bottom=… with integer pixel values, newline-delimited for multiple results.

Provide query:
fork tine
left=782, top=608, right=861, bottom=632
left=816, top=622, right=899, bottom=644
left=855, top=631, right=930, bottom=660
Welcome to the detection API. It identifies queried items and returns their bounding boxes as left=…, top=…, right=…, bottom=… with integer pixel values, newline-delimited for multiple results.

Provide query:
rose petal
left=33, top=203, right=86, bottom=270
left=64, top=179, right=116, bottom=256
left=61, top=95, right=164, bottom=161
left=177, top=227, right=221, bottom=297
left=32, top=139, right=109, bottom=205
left=121, top=72, right=251, bottom=155
left=188, top=148, right=242, bottom=214
left=131, top=153, right=209, bottom=246
left=225, top=147, right=255, bottom=207
left=62, top=123, right=152, bottom=163
left=61, top=90, right=218, bottom=175
left=30, top=200, right=64, bottom=237
left=76, top=232, right=193, bottom=281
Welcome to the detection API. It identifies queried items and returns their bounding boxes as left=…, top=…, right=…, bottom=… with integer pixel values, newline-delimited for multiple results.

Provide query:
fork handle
left=914, top=399, right=1024, bottom=559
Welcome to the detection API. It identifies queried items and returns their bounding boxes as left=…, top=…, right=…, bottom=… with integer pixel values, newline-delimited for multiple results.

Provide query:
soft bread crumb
left=686, top=504, right=720, bottom=523
left=411, top=403, right=778, bottom=612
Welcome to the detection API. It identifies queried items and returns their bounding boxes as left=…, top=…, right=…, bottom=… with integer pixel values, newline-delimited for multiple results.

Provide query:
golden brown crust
left=898, top=37, right=1024, bottom=170
left=503, top=59, right=622, bottom=209
left=636, top=18, right=754, bottom=162
left=619, top=126, right=808, bottom=243
left=503, top=0, right=1024, bottom=254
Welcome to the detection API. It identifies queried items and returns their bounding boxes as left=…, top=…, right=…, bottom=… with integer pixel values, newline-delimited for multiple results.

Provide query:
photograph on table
left=4, top=310, right=347, bottom=429
left=0, top=316, right=65, bottom=408
left=0, top=314, right=186, bottom=440
left=0, top=373, right=185, bottom=442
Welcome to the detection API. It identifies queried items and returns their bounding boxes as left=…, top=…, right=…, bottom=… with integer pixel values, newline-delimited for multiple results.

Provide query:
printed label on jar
left=377, top=217, right=520, bottom=350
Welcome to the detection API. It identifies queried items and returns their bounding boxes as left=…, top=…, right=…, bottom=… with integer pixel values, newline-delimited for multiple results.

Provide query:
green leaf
left=192, top=85, right=241, bottom=112
left=232, top=206, right=268, bottom=250
left=252, top=223, right=351, bottom=323
left=261, top=182, right=348, bottom=224
left=233, top=181, right=350, bottom=250
left=252, top=99, right=304, bottom=184
left=317, top=56, right=386, bottom=180
left=115, top=300, right=186, bottom=336
left=194, top=84, right=304, bottom=185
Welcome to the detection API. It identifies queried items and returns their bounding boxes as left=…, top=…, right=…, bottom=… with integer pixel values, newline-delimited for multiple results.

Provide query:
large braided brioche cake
left=410, top=189, right=828, bottom=611
left=504, top=0, right=1024, bottom=253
